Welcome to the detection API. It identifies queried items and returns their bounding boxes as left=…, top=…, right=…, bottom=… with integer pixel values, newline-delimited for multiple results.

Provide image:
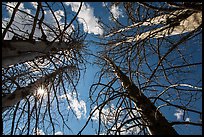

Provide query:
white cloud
left=91, top=104, right=116, bottom=124
left=6, top=2, right=30, bottom=16
left=33, top=128, right=45, bottom=135
left=91, top=106, right=100, bottom=121
left=3, top=2, right=41, bottom=40
left=30, top=2, right=38, bottom=9
left=59, top=92, right=86, bottom=119
left=33, top=128, right=64, bottom=135
left=110, top=4, right=123, bottom=20
left=54, top=10, right=65, bottom=22
left=3, top=2, right=70, bottom=41
left=91, top=104, right=143, bottom=135
left=174, top=109, right=184, bottom=120
left=3, top=2, right=103, bottom=40
left=102, top=2, right=107, bottom=7
left=185, top=118, right=190, bottom=122
left=103, top=122, right=141, bottom=135
left=54, top=131, right=64, bottom=135
left=64, top=2, right=103, bottom=35
left=5, top=2, right=17, bottom=15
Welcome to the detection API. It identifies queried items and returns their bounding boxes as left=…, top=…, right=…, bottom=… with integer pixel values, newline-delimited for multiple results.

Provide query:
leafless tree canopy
left=79, top=2, right=202, bottom=135
left=2, top=2, right=87, bottom=135
left=2, top=2, right=202, bottom=135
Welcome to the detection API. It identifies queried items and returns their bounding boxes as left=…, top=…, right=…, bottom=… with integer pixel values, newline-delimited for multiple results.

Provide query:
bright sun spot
left=35, top=86, right=46, bottom=99
left=37, top=87, right=45, bottom=95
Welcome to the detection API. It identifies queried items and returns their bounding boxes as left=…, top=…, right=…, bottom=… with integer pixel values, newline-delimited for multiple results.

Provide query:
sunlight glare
left=35, top=86, right=46, bottom=99
left=37, top=87, right=45, bottom=95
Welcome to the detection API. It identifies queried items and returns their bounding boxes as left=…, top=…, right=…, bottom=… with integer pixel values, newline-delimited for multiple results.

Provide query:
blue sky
left=2, top=2, right=202, bottom=135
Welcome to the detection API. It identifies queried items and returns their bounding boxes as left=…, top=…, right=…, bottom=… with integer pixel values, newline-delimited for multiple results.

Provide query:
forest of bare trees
left=2, top=2, right=202, bottom=135
left=2, top=2, right=87, bottom=135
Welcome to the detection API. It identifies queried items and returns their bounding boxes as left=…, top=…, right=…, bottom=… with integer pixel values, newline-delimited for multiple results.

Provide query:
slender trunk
left=104, top=57, right=178, bottom=135
left=106, top=10, right=201, bottom=46
left=2, top=65, right=71, bottom=113
left=105, top=9, right=187, bottom=38
left=2, top=40, right=76, bottom=68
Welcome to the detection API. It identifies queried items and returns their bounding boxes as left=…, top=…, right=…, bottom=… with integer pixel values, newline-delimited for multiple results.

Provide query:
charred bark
left=104, top=56, right=178, bottom=135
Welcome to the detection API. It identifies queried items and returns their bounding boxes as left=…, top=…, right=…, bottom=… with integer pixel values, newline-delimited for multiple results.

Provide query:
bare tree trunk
left=106, top=10, right=201, bottom=46
left=2, top=65, right=72, bottom=113
left=104, top=56, right=178, bottom=135
left=2, top=40, right=77, bottom=68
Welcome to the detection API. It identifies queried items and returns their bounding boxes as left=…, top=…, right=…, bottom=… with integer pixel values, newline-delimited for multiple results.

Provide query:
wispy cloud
left=110, top=4, right=124, bottom=20
left=185, top=117, right=190, bottom=122
left=3, top=2, right=34, bottom=39
left=3, top=2, right=103, bottom=40
left=102, top=2, right=107, bottom=7
left=174, top=109, right=184, bottom=120
left=60, top=92, right=86, bottom=119
left=64, top=2, right=103, bottom=35
left=54, top=131, right=64, bottom=135
left=91, top=104, right=117, bottom=124
left=3, top=2, right=73, bottom=41
left=33, top=128, right=64, bottom=135
left=92, top=104, right=142, bottom=135
left=30, top=2, right=38, bottom=9
left=33, top=128, right=45, bottom=135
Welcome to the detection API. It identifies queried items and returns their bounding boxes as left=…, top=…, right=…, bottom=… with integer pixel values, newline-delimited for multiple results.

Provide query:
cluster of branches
left=1, top=2, right=202, bottom=135
left=80, top=2, right=202, bottom=135
left=2, top=2, right=87, bottom=135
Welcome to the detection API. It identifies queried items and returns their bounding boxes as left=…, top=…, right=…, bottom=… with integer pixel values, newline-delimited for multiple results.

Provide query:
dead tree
left=80, top=2, right=202, bottom=135
left=103, top=56, right=178, bottom=135
left=2, top=2, right=83, bottom=68
left=2, top=2, right=86, bottom=135
left=2, top=65, right=74, bottom=112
